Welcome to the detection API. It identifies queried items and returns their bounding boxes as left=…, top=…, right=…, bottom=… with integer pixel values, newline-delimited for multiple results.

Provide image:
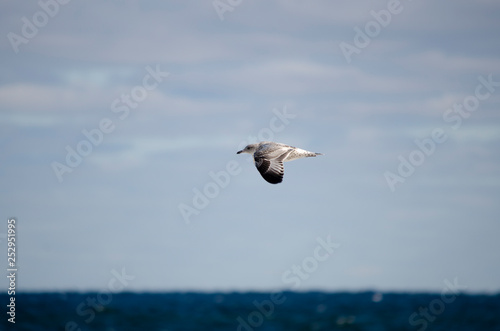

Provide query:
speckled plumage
left=237, top=141, right=322, bottom=184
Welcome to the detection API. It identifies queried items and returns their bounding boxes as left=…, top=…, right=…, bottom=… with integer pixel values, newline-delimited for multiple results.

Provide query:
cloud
left=0, top=84, right=78, bottom=112
left=87, top=134, right=239, bottom=171
left=400, top=51, right=500, bottom=75
left=1, top=0, right=500, bottom=293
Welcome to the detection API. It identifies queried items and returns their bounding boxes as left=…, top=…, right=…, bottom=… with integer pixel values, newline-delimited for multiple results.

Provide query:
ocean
left=1, top=291, right=499, bottom=330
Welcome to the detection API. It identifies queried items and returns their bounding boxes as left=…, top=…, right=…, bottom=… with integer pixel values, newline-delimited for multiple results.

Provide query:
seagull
left=236, top=141, right=323, bottom=184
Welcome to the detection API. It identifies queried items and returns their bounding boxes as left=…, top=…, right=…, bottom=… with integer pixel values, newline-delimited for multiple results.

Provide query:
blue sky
left=1, top=1, right=499, bottom=293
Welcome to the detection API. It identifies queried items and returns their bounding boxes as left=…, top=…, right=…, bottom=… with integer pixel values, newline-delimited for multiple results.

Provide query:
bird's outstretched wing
left=254, top=149, right=292, bottom=184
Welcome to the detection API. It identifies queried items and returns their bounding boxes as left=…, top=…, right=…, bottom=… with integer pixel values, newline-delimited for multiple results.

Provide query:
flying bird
left=236, top=141, right=323, bottom=184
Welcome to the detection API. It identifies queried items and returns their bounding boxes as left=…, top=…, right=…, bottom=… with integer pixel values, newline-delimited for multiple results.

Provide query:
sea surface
left=1, top=291, right=499, bottom=330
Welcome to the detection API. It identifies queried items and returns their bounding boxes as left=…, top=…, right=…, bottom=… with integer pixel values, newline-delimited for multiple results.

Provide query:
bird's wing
left=254, top=149, right=292, bottom=184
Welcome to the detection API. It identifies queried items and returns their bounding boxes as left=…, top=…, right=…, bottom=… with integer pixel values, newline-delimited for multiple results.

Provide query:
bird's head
left=237, top=143, right=258, bottom=155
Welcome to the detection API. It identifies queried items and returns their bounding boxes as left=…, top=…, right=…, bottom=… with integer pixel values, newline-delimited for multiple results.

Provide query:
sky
left=1, top=0, right=499, bottom=294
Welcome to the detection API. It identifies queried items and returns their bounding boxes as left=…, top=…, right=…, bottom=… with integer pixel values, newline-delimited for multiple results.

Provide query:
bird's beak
left=236, top=150, right=243, bottom=154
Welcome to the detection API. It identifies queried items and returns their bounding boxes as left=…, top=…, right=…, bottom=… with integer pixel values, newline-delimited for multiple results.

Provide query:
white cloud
left=87, top=134, right=239, bottom=171
left=0, top=84, right=75, bottom=112
left=0, top=112, right=62, bottom=128
left=0, top=83, right=115, bottom=115
left=400, top=51, right=500, bottom=75
left=1, top=0, right=500, bottom=293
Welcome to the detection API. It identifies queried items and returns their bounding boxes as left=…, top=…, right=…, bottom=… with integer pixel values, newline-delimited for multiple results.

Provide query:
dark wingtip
left=263, top=174, right=283, bottom=184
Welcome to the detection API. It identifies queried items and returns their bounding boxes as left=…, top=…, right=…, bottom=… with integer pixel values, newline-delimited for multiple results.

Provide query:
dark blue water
left=1, top=291, right=499, bottom=330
